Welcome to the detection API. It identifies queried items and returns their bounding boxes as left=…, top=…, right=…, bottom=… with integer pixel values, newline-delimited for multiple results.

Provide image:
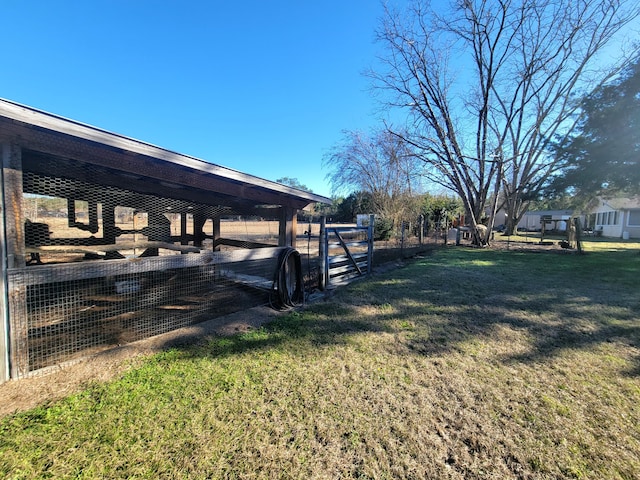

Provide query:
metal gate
left=319, top=215, right=374, bottom=289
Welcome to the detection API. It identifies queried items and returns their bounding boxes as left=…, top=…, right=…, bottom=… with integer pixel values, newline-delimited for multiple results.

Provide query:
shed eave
left=0, top=98, right=331, bottom=207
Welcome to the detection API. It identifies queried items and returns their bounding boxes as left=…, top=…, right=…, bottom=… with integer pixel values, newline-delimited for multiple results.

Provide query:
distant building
left=516, top=210, right=574, bottom=232
left=591, top=197, right=640, bottom=239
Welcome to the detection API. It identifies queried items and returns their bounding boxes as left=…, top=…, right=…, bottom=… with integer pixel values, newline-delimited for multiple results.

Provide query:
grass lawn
left=492, top=231, right=640, bottom=253
left=1, top=245, right=639, bottom=479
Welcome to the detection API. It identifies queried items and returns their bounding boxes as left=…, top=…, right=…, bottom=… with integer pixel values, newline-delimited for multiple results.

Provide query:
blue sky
left=1, top=1, right=401, bottom=198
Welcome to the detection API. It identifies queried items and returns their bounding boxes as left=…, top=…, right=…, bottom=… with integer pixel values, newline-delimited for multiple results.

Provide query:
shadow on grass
left=161, top=302, right=389, bottom=362
left=357, top=247, right=640, bottom=376
left=157, top=247, right=640, bottom=376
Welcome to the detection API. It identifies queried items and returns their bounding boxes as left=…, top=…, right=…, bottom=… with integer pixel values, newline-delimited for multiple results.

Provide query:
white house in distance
left=592, top=197, right=640, bottom=239
left=513, top=198, right=640, bottom=239
left=491, top=209, right=575, bottom=232
left=516, top=210, right=574, bottom=232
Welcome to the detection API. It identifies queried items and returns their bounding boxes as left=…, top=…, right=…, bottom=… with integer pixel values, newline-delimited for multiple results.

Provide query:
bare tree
left=323, top=128, right=422, bottom=227
left=373, top=0, right=640, bottom=241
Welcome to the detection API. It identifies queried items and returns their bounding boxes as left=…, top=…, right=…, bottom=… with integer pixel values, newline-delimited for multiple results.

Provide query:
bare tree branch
left=323, top=128, right=423, bottom=225
left=370, top=0, right=640, bottom=240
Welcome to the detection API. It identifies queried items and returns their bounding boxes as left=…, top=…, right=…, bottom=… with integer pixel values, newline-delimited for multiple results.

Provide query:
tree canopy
left=548, top=56, right=640, bottom=199
left=275, top=177, right=313, bottom=193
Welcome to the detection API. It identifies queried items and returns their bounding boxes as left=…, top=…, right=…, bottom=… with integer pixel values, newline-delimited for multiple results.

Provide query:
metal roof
left=0, top=98, right=330, bottom=211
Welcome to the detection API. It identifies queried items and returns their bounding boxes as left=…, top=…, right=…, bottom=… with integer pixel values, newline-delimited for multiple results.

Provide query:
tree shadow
left=340, top=249, right=640, bottom=376
left=155, top=248, right=640, bottom=377
left=156, top=302, right=389, bottom=361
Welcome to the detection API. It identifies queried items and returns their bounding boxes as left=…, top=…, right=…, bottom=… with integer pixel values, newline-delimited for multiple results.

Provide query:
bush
left=374, top=217, right=394, bottom=241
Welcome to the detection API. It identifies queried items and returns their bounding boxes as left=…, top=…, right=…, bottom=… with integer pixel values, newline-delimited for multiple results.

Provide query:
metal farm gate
left=319, top=215, right=374, bottom=289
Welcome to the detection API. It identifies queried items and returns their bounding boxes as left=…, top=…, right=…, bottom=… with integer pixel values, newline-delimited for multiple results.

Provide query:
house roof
left=0, top=98, right=330, bottom=212
left=599, top=197, right=640, bottom=210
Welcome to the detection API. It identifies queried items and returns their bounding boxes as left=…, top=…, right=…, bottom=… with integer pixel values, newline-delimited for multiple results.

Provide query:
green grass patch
left=494, top=231, right=640, bottom=254
left=1, top=246, right=639, bottom=478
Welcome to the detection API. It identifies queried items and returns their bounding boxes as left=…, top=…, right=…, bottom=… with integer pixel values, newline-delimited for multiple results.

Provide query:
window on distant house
left=628, top=210, right=640, bottom=226
left=597, top=211, right=620, bottom=225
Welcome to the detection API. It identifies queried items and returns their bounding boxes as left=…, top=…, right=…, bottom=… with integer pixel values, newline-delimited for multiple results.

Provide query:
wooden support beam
left=180, top=212, right=188, bottom=245
left=0, top=143, right=11, bottom=381
left=2, top=142, right=29, bottom=378
left=26, top=241, right=201, bottom=255
left=13, top=247, right=287, bottom=286
left=193, top=211, right=207, bottom=248
left=212, top=216, right=221, bottom=251
left=279, top=207, right=297, bottom=248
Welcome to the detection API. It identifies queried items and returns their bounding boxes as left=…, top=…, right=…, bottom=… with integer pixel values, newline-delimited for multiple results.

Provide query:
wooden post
left=102, top=202, right=118, bottom=244
left=180, top=212, right=188, bottom=245
left=2, top=142, right=29, bottom=378
left=192, top=211, right=207, bottom=248
left=212, top=216, right=221, bottom=251
left=3, top=144, right=25, bottom=269
left=319, top=216, right=327, bottom=290
left=367, top=214, right=375, bottom=275
left=278, top=206, right=297, bottom=248
left=0, top=143, right=11, bottom=381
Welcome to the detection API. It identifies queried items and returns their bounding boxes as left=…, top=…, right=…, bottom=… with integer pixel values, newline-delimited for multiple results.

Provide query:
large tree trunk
left=503, top=193, right=529, bottom=236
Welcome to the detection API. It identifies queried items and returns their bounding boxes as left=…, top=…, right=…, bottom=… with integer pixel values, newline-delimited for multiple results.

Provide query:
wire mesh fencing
left=8, top=154, right=292, bottom=376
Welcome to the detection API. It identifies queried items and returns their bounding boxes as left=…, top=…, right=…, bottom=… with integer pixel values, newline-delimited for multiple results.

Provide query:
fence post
left=367, top=214, right=375, bottom=275
left=2, top=143, right=29, bottom=378
left=0, top=143, right=13, bottom=381
left=319, top=216, right=327, bottom=290
left=419, top=215, right=424, bottom=245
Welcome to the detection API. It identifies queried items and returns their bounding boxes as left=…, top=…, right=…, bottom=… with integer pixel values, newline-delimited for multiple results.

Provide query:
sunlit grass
left=581, top=237, right=640, bottom=252
left=493, top=230, right=640, bottom=252
left=1, top=245, right=639, bottom=478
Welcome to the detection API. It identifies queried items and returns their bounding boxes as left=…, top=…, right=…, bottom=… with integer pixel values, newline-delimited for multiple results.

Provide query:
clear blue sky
left=1, top=1, right=401, bottom=198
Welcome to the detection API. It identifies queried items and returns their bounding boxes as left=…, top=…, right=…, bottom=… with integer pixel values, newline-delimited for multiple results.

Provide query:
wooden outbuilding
left=0, top=98, right=329, bottom=381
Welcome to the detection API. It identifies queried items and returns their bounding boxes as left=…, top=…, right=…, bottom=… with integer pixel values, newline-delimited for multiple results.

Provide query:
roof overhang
left=0, top=98, right=331, bottom=212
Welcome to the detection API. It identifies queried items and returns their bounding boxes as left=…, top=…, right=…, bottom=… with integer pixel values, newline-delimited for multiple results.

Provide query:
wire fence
left=15, top=164, right=446, bottom=378
left=9, top=156, right=291, bottom=377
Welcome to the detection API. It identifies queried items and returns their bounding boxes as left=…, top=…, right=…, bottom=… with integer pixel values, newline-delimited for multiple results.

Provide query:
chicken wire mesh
left=8, top=152, right=288, bottom=376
